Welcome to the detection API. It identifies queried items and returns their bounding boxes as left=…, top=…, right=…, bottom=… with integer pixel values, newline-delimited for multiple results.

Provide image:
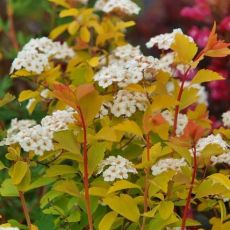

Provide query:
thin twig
left=19, top=191, right=31, bottom=230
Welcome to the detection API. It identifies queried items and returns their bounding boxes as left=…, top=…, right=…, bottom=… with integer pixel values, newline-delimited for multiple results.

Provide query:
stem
left=181, top=145, right=197, bottom=230
left=141, top=134, right=151, bottom=230
left=19, top=191, right=31, bottom=230
left=7, top=0, right=19, bottom=51
left=172, top=67, right=191, bottom=136
left=172, top=50, right=204, bottom=137
left=77, top=106, right=93, bottom=230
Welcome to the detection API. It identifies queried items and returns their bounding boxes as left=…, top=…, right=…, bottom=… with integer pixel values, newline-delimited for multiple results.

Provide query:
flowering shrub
left=0, top=0, right=230, bottom=230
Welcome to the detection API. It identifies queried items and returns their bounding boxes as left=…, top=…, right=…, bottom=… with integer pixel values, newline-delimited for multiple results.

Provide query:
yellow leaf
left=125, top=84, right=145, bottom=93
left=159, top=201, right=174, bottom=219
left=107, top=180, right=141, bottom=194
left=54, top=180, right=80, bottom=197
left=11, top=69, right=32, bottom=77
left=180, top=87, right=199, bottom=110
left=103, top=194, right=140, bottom=222
left=49, top=0, right=70, bottom=8
left=49, top=24, right=69, bottom=39
left=89, top=187, right=108, bottom=197
left=208, top=173, right=230, bottom=190
left=113, top=120, right=143, bottom=137
left=99, top=211, right=117, bottom=230
left=143, top=205, right=160, bottom=217
left=80, top=26, right=90, bottom=43
left=46, top=165, right=76, bottom=177
left=96, top=127, right=123, bottom=142
left=79, top=142, right=107, bottom=177
left=171, top=33, right=198, bottom=64
left=0, top=93, right=15, bottom=107
left=151, top=95, right=178, bottom=112
left=88, top=57, right=99, bottom=67
left=191, top=69, right=224, bottom=84
left=68, top=21, right=80, bottom=35
left=59, top=8, right=78, bottom=17
left=31, top=225, right=39, bottom=230
left=18, top=90, right=39, bottom=102
left=11, top=161, right=28, bottom=185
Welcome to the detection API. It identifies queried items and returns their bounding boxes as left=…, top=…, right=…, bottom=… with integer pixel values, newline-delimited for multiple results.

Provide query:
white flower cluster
left=161, top=110, right=188, bottom=136
left=151, top=158, right=187, bottom=176
left=0, top=109, right=75, bottom=156
left=196, top=134, right=229, bottom=156
left=146, top=28, right=193, bottom=50
left=11, top=37, right=75, bottom=74
left=211, top=152, right=230, bottom=165
left=95, top=0, right=141, bottom=15
left=111, top=90, right=149, bottom=117
left=95, top=44, right=154, bottom=88
left=41, top=109, right=75, bottom=133
left=97, top=155, right=137, bottom=182
left=222, top=111, right=230, bottom=128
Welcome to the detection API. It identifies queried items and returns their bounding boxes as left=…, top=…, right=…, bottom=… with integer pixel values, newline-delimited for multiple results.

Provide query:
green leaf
left=159, top=201, right=174, bottom=220
left=87, top=142, right=107, bottom=177
left=0, top=161, right=6, bottom=170
left=191, top=69, right=224, bottom=84
left=26, top=178, right=56, bottom=191
left=54, top=180, right=80, bottom=197
left=0, top=179, right=18, bottom=197
left=11, top=161, right=28, bottom=185
left=99, top=211, right=117, bottom=230
left=103, top=194, right=140, bottom=223
left=143, top=205, right=160, bottom=218
left=0, top=93, right=15, bottom=107
left=113, top=120, right=143, bottom=137
left=45, top=165, right=76, bottom=177
left=107, top=180, right=141, bottom=194
left=53, top=130, right=81, bottom=155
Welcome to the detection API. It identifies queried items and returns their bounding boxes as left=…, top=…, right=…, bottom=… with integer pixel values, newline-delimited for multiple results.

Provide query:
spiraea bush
left=0, top=0, right=230, bottom=229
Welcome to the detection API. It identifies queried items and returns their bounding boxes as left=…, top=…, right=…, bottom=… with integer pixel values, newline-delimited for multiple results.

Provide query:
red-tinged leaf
left=180, top=120, right=207, bottom=145
left=53, top=84, right=78, bottom=110
left=74, top=84, right=95, bottom=101
left=201, top=22, right=230, bottom=58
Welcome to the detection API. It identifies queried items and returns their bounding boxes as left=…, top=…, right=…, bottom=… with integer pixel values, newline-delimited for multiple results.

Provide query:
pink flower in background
left=180, top=0, right=211, bottom=22
left=219, top=16, right=230, bottom=32
left=188, top=26, right=210, bottom=47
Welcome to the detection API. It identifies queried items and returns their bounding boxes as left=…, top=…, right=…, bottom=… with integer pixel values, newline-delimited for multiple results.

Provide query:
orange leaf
left=53, top=84, right=78, bottom=110
left=74, top=84, right=95, bottom=101
left=202, top=22, right=230, bottom=58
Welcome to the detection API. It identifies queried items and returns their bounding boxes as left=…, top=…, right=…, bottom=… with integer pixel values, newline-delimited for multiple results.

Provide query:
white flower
left=222, top=111, right=230, bottom=128
left=112, top=44, right=142, bottom=60
left=96, top=102, right=112, bottom=118
left=195, top=134, right=229, bottom=156
left=151, top=158, right=187, bottom=176
left=0, top=109, right=75, bottom=156
left=110, top=90, right=148, bottom=117
left=95, top=0, right=141, bottom=15
left=41, top=109, right=75, bottom=134
left=161, top=110, right=188, bottom=136
left=10, top=37, right=75, bottom=74
left=146, top=28, right=193, bottom=50
left=211, top=152, right=230, bottom=165
left=97, top=155, right=137, bottom=182
left=0, top=119, right=36, bottom=146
